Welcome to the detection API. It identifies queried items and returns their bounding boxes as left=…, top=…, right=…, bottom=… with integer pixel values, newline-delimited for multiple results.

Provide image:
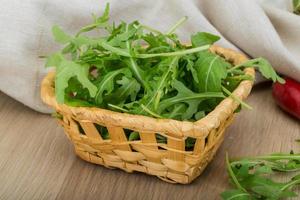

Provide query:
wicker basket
left=41, top=46, right=255, bottom=184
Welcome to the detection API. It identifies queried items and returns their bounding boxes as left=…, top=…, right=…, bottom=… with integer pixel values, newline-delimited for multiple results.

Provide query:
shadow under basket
left=41, top=46, right=255, bottom=184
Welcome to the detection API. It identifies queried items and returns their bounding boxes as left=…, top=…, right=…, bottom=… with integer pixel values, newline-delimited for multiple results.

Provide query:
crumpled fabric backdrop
left=0, top=0, right=299, bottom=113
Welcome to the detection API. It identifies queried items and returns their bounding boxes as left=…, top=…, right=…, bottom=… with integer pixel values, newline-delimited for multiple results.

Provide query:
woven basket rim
left=41, top=45, right=255, bottom=138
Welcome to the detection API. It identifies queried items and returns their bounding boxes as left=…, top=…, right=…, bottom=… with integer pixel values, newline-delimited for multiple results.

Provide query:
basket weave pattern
left=41, top=46, right=255, bottom=184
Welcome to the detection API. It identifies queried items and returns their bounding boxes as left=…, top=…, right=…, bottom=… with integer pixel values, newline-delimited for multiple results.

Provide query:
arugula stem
left=227, top=63, right=244, bottom=73
left=226, top=153, right=248, bottom=193
left=230, top=158, right=300, bottom=172
left=229, top=69, right=246, bottom=75
left=230, top=160, right=264, bottom=166
left=141, top=104, right=163, bottom=118
left=237, top=154, right=300, bottom=161
left=98, top=41, right=210, bottom=58
left=154, top=90, right=162, bottom=111
left=280, top=179, right=300, bottom=191
left=76, top=23, right=97, bottom=36
left=125, top=25, right=148, bottom=89
left=166, top=16, right=188, bottom=35
left=99, top=41, right=131, bottom=57
left=108, top=104, right=129, bottom=113
left=226, top=75, right=254, bottom=81
left=227, top=58, right=261, bottom=73
left=164, top=93, right=225, bottom=104
left=142, top=56, right=179, bottom=111
left=168, top=104, right=185, bottom=119
left=221, top=86, right=252, bottom=110
left=137, top=45, right=210, bottom=58
left=140, top=25, right=163, bottom=35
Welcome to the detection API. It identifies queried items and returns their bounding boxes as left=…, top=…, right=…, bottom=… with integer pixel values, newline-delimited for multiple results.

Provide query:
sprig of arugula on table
left=46, top=3, right=284, bottom=123
left=222, top=150, right=300, bottom=200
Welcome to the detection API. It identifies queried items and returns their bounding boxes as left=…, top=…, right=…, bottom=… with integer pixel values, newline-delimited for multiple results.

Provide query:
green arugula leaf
left=55, top=59, right=97, bottom=103
left=52, top=25, right=72, bottom=44
left=76, top=3, right=110, bottom=36
left=166, top=103, right=187, bottom=120
left=94, top=68, right=131, bottom=105
left=293, top=0, right=300, bottom=14
left=195, top=51, right=230, bottom=92
left=191, top=32, right=220, bottom=47
left=223, top=74, right=254, bottom=92
left=183, top=55, right=199, bottom=83
left=229, top=58, right=285, bottom=84
left=142, top=56, right=179, bottom=111
left=158, top=80, right=225, bottom=120
left=45, top=52, right=64, bottom=67
left=166, top=16, right=188, bottom=35
left=104, top=76, right=140, bottom=105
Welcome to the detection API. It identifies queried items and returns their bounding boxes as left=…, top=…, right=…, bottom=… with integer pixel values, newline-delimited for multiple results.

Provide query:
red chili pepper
left=272, top=77, right=300, bottom=119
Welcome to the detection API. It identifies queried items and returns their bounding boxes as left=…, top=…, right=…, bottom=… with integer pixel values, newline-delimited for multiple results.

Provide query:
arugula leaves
left=52, top=25, right=72, bottom=44
left=158, top=80, right=224, bottom=120
left=46, top=2, right=284, bottom=122
left=94, top=68, right=130, bottom=105
left=50, top=55, right=97, bottom=103
left=222, top=152, right=300, bottom=200
left=191, top=32, right=220, bottom=47
left=228, top=58, right=285, bottom=84
left=194, top=51, right=230, bottom=92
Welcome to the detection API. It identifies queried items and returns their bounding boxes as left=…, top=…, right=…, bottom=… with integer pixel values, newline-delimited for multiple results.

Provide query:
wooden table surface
left=0, top=84, right=299, bottom=200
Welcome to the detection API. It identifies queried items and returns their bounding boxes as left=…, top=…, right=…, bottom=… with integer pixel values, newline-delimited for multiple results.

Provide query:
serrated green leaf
left=195, top=51, right=229, bottom=92
left=158, top=80, right=224, bottom=120
left=94, top=68, right=131, bottom=105
left=191, top=32, right=220, bottom=47
left=104, top=76, right=140, bottom=105
left=45, top=52, right=63, bottom=67
left=251, top=185, right=284, bottom=199
left=184, top=55, right=199, bottom=83
left=55, top=59, right=97, bottom=103
left=237, top=58, right=285, bottom=84
left=139, top=56, right=179, bottom=113
left=293, top=0, right=300, bottom=14
left=52, top=25, right=72, bottom=44
left=76, top=3, right=110, bottom=36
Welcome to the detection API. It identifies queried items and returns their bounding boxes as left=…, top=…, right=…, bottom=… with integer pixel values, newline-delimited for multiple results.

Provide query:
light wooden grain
left=0, top=84, right=299, bottom=200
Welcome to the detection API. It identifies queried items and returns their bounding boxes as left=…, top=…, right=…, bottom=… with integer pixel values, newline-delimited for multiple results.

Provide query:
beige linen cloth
left=0, top=0, right=299, bottom=113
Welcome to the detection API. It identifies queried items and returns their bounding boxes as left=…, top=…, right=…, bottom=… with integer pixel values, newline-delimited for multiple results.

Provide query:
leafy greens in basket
left=46, top=3, right=284, bottom=122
